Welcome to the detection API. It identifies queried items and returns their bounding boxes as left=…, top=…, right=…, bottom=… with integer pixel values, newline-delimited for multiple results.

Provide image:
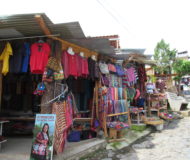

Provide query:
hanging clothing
left=81, top=57, right=89, bottom=77
left=52, top=102, right=67, bottom=154
left=88, top=57, right=99, bottom=80
left=122, top=68, right=129, bottom=88
left=137, top=64, right=147, bottom=94
left=0, top=42, right=13, bottom=75
left=126, top=67, right=136, bottom=84
left=30, top=42, right=50, bottom=74
left=61, top=51, right=69, bottom=78
left=61, top=51, right=78, bottom=78
left=21, top=42, right=30, bottom=73
left=76, top=54, right=89, bottom=77
left=76, top=54, right=82, bottom=77
left=67, top=52, right=77, bottom=77
left=9, top=41, right=25, bottom=73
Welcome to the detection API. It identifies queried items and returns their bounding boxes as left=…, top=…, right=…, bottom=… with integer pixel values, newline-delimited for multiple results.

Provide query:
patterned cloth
left=32, top=132, right=49, bottom=156
left=52, top=102, right=67, bottom=154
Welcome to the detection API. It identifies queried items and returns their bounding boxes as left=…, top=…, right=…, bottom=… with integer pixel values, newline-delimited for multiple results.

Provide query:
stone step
left=54, top=138, right=106, bottom=160
left=180, top=109, right=190, bottom=117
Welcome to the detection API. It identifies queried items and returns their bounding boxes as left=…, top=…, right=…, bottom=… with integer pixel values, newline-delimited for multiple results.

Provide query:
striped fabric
left=52, top=102, right=67, bottom=154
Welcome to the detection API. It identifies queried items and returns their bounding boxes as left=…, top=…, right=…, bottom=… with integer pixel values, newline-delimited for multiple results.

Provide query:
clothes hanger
left=38, top=38, right=44, bottom=43
left=67, top=47, right=75, bottom=55
left=79, top=52, right=84, bottom=57
left=91, top=55, right=96, bottom=61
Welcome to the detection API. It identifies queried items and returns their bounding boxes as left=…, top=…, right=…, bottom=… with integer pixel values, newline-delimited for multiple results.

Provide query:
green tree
left=173, top=59, right=190, bottom=81
left=154, top=39, right=177, bottom=74
left=173, top=59, right=190, bottom=94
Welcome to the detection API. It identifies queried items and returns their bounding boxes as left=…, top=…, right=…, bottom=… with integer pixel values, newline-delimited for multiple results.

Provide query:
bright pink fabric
left=126, top=67, right=135, bottom=82
left=68, top=53, right=77, bottom=77
left=61, top=51, right=78, bottom=78
left=81, top=58, right=89, bottom=77
left=76, top=54, right=82, bottom=77
left=76, top=53, right=89, bottom=77
left=30, top=42, right=50, bottom=74
left=111, top=87, right=115, bottom=100
left=134, top=89, right=140, bottom=100
left=61, top=51, right=69, bottom=78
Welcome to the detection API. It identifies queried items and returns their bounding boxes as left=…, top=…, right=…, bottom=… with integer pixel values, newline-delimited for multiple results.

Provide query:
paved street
left=84, top=117, right=190, bottom=160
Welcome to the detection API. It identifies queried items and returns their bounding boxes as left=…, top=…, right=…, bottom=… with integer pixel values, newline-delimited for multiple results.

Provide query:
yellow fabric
left=0, top=42, right=13, bottom=75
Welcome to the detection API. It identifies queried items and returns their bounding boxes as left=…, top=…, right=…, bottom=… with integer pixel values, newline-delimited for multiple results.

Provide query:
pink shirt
left=81, top=58, right=89, bottom=77
left=61, top=51, right=69, bottom=78
left=61, top=51, right=78, bottom=78
left=76, top=53, right=89, bottom=77
left=30, top=42, right=50, bottom=74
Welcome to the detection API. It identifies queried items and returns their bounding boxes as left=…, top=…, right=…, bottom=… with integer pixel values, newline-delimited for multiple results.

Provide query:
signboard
left=30, top=114, right=56, bottom=160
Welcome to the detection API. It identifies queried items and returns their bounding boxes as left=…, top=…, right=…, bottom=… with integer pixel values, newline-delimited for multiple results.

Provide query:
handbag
left=54, top=64, right=64, bottom=80
left=47, top=57, right=61, bottom=72
left=67, top=131, right=81, bottom=142
left=115, top=65, right=125, bottom=76
left=42, top=68, right=54, bottom=82
left=102, top=75, right=110, bottom=87
left=33, top=82, right=46, bottom=95
left=99, top=76, right=108, bottom=95
left=99, top=62, right=109, bottom=74
left=108, top=64, right=116, bottom=73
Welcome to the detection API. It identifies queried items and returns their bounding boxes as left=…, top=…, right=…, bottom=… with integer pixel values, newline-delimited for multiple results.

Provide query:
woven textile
left=52, top=102, right=67, bottom=154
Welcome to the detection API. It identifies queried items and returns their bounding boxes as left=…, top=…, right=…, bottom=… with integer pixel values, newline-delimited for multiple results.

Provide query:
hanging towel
left=0, top=42, right=13, bottom=75
left=116, top=88, right=119, bottom=100
left=118, top=88, right=123, bottom=100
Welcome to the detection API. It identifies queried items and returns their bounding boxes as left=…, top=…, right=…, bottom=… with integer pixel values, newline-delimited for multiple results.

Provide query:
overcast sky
left=0, top=0, right=190, bottom=55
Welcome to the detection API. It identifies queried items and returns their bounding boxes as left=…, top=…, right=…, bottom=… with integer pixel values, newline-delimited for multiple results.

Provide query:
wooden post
left=35, top=14, right=98, bottom=58
left=147, top=93, right=151, bottom=116
left=0, top=62, right=2, bottom=111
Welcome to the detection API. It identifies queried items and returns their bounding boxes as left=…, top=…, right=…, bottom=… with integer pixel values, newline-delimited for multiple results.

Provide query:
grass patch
left=79, top=148, right=105, bottom=160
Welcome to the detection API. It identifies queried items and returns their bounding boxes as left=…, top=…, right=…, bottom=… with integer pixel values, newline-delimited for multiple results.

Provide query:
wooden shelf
left=73, top=118, right=92, bottom=122
left=0, top=117, right=35, bottom=121
left=0, top=139, right=7, bottom=144
left=107, top=112, right=129, bottom=117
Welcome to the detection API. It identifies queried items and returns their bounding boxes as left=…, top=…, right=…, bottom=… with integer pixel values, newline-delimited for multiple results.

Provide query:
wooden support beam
left=35, top=15, right=51, bottom=35
left=107, top=112, right=129, bottom=117
left=35, top=14, right=98, bottom=58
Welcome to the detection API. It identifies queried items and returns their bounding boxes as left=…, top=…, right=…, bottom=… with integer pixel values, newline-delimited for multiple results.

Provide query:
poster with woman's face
left=30, top=114, right=56, bottom=160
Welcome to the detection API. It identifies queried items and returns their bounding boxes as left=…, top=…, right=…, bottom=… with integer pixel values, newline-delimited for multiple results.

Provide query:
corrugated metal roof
left=121, top=48, right=146, bottom=54
left=65, top=38, right=116, bottom=55
left=0, top=13, right=85, bottom=39
left=0, top=13, right=117, bottom=55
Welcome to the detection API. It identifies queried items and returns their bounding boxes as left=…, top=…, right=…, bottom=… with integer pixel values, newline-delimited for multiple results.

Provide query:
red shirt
left=61, top=51, right=78, bottom=78
left=76, top=54, right=82, bottom=77
left=61, top=51, right=69, bottom=78
left=75, top=53, right=89, bottom=77
left=30, top=42, right=50, bottom=74
left=68, top=53, right=78, bottom=77
left=81, top=58, right=89, bottom=77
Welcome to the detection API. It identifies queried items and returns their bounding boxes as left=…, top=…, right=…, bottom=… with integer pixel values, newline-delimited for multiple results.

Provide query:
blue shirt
left=21, top=43, right=30, bottom=73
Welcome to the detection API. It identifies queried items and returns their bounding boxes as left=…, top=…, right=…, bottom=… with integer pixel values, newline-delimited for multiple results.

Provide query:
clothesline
left=0, top=34, right=60, bottom=41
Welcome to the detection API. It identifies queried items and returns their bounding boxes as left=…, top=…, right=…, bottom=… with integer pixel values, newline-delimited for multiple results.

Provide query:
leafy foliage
left=173, top=59, right=190, bottom=80
left=154, top=39, right=177, bottom=74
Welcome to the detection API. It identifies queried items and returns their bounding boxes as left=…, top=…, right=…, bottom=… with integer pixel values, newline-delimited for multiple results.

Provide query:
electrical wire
left=96, top=0, right=131, bottom=34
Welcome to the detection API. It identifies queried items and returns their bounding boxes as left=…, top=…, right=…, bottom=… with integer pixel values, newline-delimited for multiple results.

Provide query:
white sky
left=0, top=0, right=190, bottom=55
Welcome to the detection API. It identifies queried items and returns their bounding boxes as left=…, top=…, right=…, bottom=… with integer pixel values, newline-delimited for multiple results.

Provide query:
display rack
left=147, top=93, right=167, bottom=116
left=130, top=109, right=147, bottom=124
left=0, top=121, right=9, bottom=150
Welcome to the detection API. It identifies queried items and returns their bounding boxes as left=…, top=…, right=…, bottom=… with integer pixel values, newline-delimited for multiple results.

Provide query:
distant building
left=177, top=51, right=189, bottom=60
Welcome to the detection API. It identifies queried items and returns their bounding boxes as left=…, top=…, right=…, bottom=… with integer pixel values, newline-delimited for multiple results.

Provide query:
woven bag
left=54, top=63, right=64, bottom=80
left=47, top=57, right=61, bottom=72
